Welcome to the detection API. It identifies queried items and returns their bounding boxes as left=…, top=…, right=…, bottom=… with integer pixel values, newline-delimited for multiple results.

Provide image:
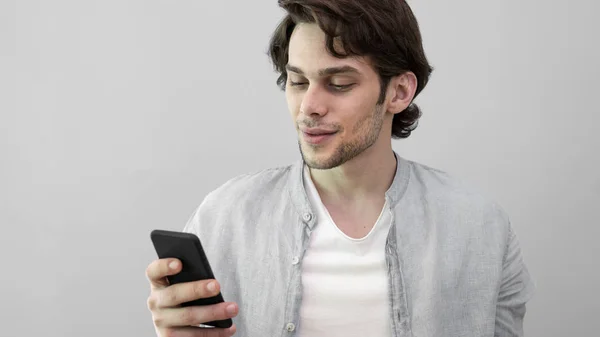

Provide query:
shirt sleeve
left=494, top=223, right=536, bottom=336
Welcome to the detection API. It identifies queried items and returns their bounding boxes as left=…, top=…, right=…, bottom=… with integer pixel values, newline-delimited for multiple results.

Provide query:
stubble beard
left=299, top=104, right=385, bottom=170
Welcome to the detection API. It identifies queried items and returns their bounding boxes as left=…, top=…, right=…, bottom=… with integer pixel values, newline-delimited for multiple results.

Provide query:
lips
left=301, top=128, right=337, bottom=136
left=304, top=131, right=336, bottom=136
left=301, top=129, right=337, bottom=145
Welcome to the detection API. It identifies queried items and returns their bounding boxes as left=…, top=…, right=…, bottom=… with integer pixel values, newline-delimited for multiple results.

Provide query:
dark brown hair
left=267, top=0, right=433, bottom=139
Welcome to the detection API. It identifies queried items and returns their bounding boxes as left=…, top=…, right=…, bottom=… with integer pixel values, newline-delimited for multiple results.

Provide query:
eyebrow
left=285, top=64, right=361, bottom=77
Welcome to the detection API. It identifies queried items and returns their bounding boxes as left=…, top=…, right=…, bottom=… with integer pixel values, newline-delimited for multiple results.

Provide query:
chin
left=304, top=157, right=333, bottom=170
left=299, top=143, right=328, bottom=169
left=299, top=143, right=347, bottom=170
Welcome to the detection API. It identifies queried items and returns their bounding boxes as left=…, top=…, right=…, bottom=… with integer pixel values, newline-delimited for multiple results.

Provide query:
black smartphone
left=150, top=229, right=233, bottom=329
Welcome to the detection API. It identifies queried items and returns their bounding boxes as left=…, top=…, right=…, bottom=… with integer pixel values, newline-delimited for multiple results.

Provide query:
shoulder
left=403, top=158, right=512, bottom=236
left=183, top=162, right=297, bottom=233
left=202, top=163, right=295, bottom=207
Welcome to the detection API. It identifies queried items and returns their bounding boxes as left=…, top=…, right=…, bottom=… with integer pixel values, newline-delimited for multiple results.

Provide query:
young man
left=145, top=1, right=535, bottom=336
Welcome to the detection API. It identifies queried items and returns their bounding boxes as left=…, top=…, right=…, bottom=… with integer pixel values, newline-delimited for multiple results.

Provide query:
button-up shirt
left=182, top=153, right=536, bottom=337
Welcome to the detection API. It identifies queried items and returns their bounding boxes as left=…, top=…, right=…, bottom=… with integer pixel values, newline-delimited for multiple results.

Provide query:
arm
left=494, top=224, right=536, bottom=336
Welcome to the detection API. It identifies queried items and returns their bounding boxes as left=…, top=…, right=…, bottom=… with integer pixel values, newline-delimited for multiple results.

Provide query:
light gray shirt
left=183, top=152, right=536, bottom=337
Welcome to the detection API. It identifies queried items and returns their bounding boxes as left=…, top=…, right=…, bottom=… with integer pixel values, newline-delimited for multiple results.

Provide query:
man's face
left=285, top=23, right=389, bottom=170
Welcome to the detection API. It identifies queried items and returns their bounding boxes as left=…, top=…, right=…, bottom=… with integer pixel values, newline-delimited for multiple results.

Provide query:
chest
left=297, top=215, right=393, bottom=336
left=206, top=202, right=502, bottom=337
left=326, top=206, right=385, bottom=239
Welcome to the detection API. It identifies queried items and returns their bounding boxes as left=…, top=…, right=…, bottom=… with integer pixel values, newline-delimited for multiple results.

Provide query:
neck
left=307, top=143, right=397, bottom=206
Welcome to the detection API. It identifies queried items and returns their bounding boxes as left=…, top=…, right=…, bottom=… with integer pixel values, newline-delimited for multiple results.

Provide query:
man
left=145, top=0, right=535, bottom=336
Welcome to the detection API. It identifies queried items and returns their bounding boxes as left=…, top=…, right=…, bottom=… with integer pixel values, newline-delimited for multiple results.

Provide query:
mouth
left=301, top=130, right=337, bottom=145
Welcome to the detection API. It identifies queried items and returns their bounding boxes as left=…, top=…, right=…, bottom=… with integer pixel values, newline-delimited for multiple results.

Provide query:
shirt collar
left=287, top=150, right=411, bottom=228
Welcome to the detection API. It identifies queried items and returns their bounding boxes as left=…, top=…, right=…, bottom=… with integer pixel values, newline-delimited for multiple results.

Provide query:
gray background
left=1, top=0, right=598, bottom=336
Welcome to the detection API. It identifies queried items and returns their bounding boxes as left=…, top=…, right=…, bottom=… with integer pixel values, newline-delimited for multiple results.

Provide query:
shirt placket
left=386, top=205, right=412, bottom=337
left=281, top=211, right=314, bottom=337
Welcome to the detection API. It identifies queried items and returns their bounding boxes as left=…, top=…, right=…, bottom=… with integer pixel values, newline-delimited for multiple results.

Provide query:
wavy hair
left=267, top=0, right=433, bottom=139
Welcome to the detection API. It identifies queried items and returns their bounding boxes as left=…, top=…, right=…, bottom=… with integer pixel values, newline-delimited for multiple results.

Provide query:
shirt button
left=286, top=323, right=296, bottom=332
left=292, top=256, right=300, bottom=265
left=400, top=317, right=410, bottom=331
left=303, top=213, right=312, bottom=222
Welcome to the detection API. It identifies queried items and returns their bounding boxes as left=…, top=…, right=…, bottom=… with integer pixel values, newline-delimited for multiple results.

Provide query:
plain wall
left=1, top=0, right=598, bottom=336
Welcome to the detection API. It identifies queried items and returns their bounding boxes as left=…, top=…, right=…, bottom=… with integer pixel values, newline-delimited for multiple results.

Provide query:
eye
left=288, top=80, right=355, bottom=92
left=290, top=81, right=308, bottom=87
left=330, top=83, right=354, bottom=91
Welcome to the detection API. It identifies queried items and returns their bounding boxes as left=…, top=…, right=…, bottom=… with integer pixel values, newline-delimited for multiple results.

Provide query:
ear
left=385, top=71, right=418, bottom=115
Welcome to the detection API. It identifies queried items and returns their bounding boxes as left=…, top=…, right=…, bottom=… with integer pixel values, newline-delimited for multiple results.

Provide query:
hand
left=146, top=258, right=238, bottom=337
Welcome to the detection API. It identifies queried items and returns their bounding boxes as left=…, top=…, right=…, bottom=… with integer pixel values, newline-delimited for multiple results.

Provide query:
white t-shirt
left=298, top=165, right=393, bottom=337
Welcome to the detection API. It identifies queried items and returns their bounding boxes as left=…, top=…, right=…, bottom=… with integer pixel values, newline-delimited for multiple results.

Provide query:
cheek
left=342, top=108, right=380, bottom=141
left=285, top=91, right=300, bottom=115
left=339, top=100, right=374, bottom=129
left=289, top=101, right=306, bottom=124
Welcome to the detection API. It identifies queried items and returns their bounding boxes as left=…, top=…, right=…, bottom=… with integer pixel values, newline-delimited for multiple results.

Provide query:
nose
left=300, top=85, right=329, bottom=117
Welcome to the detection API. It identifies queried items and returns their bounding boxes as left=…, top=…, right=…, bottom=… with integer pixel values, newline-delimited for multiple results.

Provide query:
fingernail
left=226, top=304, right=237, bottom=315
left=168, top=261, right=179, bottom=270
left=207, top=281, right=217, bottom=292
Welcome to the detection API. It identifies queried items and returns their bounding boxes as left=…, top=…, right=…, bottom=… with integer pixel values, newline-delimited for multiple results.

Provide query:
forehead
left=287, top=23, right=373, bottom=77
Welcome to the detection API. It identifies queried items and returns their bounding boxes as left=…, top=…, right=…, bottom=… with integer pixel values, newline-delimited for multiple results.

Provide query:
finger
left=164, top=324, right=236, bottom=337
left=146, top=258, right=182, bottom=289
left=157, top=279, right=220, bottom=308
left=154, top=302, right=239, bottom=328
